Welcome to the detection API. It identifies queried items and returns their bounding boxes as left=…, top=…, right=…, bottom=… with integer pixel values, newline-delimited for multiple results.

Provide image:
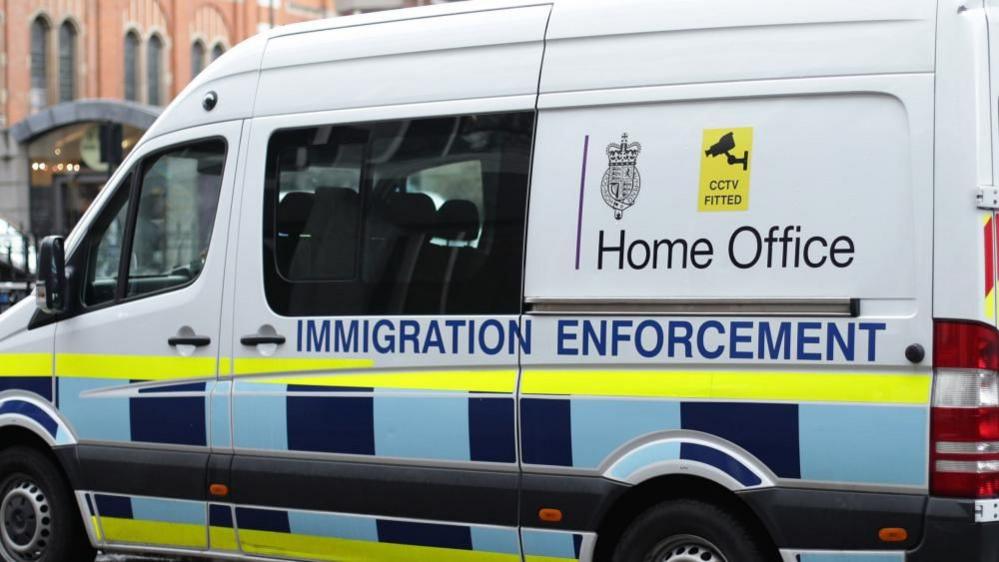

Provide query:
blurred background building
left=0, top=0, right=455, bottom=310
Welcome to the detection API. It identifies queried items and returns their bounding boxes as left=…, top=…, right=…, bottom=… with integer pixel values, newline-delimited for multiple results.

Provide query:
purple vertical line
left=574, top=135, right=590, bottom=270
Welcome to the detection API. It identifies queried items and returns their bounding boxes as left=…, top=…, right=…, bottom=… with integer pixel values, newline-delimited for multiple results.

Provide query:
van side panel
left=525, top=4, right=935, bottom=556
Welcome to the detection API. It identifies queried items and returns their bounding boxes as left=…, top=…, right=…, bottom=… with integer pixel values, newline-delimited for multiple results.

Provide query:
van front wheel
left=612, top=499, right=771, bottom=562
left=0, top=447, right=94, bottom=562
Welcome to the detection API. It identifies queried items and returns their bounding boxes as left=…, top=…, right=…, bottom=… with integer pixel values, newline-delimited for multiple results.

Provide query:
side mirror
left=36, top=236, right=66, bottom=315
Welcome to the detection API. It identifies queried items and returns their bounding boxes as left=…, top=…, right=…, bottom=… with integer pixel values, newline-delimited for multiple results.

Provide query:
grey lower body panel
left=739, top=487, right=926, bottom=552
left=58, top=445, right=629, bottom=531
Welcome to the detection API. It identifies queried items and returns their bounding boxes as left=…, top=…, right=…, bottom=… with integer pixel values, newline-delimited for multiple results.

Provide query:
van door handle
left=168, top=335, right=212, bottom=347
left=241, top=335, right=286, bottom=346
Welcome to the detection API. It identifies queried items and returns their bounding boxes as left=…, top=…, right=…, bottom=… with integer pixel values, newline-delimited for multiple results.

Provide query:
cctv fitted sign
left=699, top=127, right=753, bottom=211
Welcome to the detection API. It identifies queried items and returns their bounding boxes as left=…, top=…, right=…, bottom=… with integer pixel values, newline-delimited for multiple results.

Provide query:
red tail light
left=931, top=319, right=999, bottom=498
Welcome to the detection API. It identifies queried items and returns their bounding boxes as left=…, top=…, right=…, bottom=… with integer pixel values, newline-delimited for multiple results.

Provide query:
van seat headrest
left=433, top=199, right=480, bottom=242
left=277, top=192, right=315, bottom=233
left=314, top=187, right=359, bottom=210
left=384, top=192, right=436, bottom=230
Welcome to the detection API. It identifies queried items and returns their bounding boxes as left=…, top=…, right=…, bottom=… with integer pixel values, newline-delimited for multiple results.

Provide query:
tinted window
left=127, top=140, right=226, bottom=298
left=264, top=112, right=534, bottom=316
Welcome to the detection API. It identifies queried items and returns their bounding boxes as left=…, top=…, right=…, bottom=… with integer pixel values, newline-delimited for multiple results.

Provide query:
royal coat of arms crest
left=600, top=133, right=642, bottom=220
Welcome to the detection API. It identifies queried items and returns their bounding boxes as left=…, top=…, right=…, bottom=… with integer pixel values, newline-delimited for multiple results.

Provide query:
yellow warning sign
left=698, top=127, right=753, bottom=212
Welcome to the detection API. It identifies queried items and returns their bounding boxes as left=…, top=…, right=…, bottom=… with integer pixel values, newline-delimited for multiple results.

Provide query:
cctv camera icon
left=705, top=132, right=749, bottom=171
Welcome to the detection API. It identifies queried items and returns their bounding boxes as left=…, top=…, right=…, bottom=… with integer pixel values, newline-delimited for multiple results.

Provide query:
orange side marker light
left=879, top=528, right=908, bottom=543
left=538, top=508, right=563, bottom=523
left=209, top=483, right=229, bottom=498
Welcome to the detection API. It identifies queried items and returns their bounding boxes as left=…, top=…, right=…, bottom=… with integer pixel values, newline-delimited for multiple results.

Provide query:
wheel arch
left=0, top=393, right=82, bottom=494
left=591, top=474, right=780, bottom=562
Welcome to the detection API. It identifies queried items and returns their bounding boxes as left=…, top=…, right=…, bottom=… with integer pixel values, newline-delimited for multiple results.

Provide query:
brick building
left=0, top=0, right=450, bottom=289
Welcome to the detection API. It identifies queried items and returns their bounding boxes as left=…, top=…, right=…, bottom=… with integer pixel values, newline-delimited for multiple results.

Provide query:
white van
left=1, top=0, right=997, bottom=560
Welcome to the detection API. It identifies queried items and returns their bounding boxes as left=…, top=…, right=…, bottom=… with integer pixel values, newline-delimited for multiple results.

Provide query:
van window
left=127, top=141, right=226, bottom=298
left=82, top=174, right=132, bottom=307
left=263, top=112, right=534, bottom=316
left=78, top=139, right=226, bottom=309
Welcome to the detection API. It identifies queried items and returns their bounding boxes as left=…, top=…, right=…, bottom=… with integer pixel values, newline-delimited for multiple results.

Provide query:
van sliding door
left=225, top=5, right=550, bottom=561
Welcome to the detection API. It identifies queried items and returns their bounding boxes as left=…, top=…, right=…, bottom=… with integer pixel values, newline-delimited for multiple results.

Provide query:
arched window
left=211, top=43, right=225, bottom=62
left=191, top=40, right=206, bottom=79
left=124, top=31, right=140, bottom=102
left=30, top=17, right=51, bottom=111
left=58, top=21, right=77, bottom=102
left=147, top=34, right=164, bottom=106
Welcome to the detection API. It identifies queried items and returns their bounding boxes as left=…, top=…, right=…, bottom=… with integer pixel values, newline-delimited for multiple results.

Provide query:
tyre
left=612, top=499, right=772, bottom=562
left=0, top=446, right=95, bottom=562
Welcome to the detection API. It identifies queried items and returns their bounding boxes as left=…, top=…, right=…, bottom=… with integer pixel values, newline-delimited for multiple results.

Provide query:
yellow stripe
left=91, top=516, right=102, bottom=541
left=988, top=288, right=996, bottom=320
left=522, top=370, right=931, bottom=405
left=209, top=526, right=238, bottom=551
left=55, top=354, right=216, bottom=381
left=99, top=517, right=206, bottom=548
left=0, top=353, right=51, bottom=377
left=253, top=370, right=517, bottom=393
left=219, top=357, right=232, bottom=376
left=233, top=357, right=374, bottom=376
left=239, top=529, right=519, bottom=562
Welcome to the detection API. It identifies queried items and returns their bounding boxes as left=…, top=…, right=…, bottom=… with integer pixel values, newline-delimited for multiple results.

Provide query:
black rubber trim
left=71, top=444, right=209, bottom=501
left=229, top=454, right=519, bottom=526
left=520, top=472, right=629, bottom=531
left=907, top=497, right=999, bottom=561
left=738, top=487, right=926, bottom=551
left=60, top=447, right=627, bottom=533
